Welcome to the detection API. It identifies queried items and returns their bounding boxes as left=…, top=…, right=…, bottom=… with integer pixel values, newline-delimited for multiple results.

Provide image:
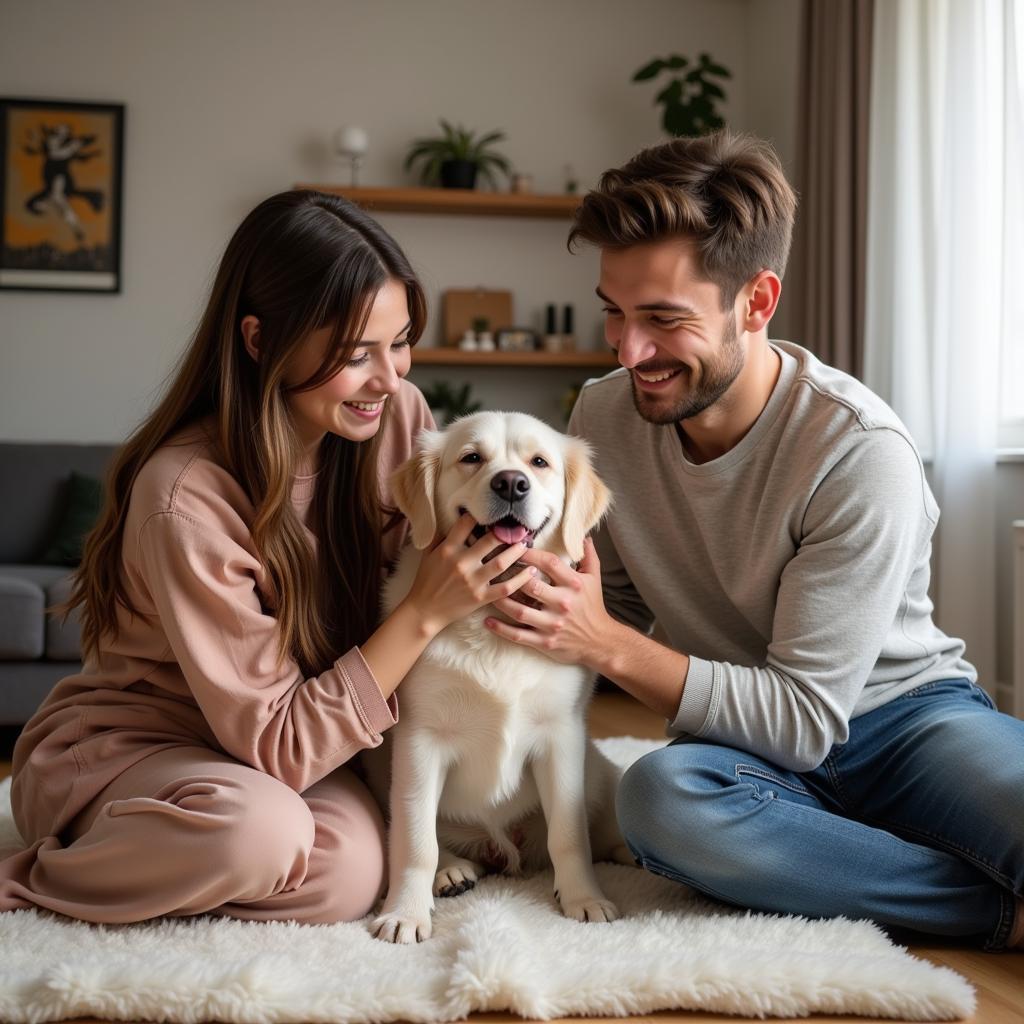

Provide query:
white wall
left=0, top=0, right=782, bottom=440
left=741, top=0, right=802, bottom=182
left=741, top=0, right=802, bottom=340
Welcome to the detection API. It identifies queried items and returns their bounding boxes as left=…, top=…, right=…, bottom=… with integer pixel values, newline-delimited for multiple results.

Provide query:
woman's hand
left=401, top=513, right=536, bottom=636
left=483, top=536, right=616, bottom=667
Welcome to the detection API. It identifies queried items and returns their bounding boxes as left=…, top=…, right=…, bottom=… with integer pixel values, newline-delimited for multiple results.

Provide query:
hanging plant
left=632, top=52, right=732, bottom=137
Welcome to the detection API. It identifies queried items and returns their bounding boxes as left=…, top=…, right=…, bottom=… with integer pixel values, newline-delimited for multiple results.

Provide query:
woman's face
left=285, top=278, right=413, bottom=449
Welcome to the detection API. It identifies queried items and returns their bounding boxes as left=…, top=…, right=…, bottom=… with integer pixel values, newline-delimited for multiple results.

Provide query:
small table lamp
left=334, top=125, right=368, bottom=186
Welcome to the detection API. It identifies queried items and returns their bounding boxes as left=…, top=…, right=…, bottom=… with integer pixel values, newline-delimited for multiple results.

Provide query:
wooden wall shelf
left=297, top=185, right=582, bottom=219
left=412, top=347, right=617, bottom=368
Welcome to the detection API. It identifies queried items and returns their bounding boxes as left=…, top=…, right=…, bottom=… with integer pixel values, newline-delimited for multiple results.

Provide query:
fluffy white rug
left=0, top=737, right=974, bottom=1023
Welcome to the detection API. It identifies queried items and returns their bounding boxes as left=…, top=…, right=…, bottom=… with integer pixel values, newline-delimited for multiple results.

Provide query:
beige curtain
left=787, top=0, right=874, bottom=378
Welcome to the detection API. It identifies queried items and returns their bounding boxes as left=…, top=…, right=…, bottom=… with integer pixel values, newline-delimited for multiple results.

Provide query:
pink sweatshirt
left=12, top=380, right=434, bottom=845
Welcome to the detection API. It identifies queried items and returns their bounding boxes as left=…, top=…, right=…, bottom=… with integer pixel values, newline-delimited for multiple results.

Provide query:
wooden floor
left=1, top=692, right=1021, bottom=1023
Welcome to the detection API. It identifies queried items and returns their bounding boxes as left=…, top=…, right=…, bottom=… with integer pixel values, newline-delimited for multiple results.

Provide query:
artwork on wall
left=0, top=97, right=124, bottom=293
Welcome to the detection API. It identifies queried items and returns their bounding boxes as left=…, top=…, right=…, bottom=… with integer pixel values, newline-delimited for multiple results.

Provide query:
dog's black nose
left=490, top=470, right=530, bottom=502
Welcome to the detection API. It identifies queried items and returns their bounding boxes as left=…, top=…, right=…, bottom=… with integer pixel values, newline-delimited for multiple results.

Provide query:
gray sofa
left=0, top=442, right=118, bottom=725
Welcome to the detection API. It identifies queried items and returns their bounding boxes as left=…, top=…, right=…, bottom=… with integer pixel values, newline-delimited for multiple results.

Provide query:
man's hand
left=487, top=534, right=690, bottom=719
left=484, top=536, right=618, bottom=668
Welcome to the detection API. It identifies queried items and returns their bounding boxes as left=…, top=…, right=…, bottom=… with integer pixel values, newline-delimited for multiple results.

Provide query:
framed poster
left=0, top=98, right=124, bottom=292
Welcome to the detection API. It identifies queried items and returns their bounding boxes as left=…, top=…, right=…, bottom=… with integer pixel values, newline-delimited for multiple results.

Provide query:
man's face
left=598, top=240, right=744, bottom=425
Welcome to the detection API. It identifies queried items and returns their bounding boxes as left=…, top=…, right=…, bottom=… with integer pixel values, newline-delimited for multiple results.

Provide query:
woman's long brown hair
left=65, top=189, right=426, bottom=677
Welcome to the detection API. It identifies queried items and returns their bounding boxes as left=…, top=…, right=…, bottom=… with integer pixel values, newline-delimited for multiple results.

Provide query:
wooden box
left=441, top=288, right=514, bottom=346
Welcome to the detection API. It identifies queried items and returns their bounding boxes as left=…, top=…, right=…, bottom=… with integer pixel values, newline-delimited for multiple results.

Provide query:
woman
left=0, top=190, right=533, bottom=924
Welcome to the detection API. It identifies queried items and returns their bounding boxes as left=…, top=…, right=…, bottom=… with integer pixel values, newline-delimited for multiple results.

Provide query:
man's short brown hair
left=569, top=130, right=797, bottom=308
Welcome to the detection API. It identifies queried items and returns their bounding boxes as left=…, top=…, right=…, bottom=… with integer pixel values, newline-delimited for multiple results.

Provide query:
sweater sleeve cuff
left=670, top=655, right=716, bottom=735
left=336, top=646, right=398, bottom=738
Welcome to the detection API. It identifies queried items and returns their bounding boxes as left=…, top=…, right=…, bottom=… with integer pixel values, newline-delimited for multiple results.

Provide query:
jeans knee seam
left=983, top=890, right=1016, bottom=951
left=637, top=854, right=740, bottom=908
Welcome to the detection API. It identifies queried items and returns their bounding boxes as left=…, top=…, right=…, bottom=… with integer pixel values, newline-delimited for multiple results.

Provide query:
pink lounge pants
left=0, top=745, right=387, bottom=924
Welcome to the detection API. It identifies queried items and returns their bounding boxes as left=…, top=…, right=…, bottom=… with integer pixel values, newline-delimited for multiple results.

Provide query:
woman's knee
left=289, top=769, right=387, bottom=923
left=184, top=773, right=316, bottom=899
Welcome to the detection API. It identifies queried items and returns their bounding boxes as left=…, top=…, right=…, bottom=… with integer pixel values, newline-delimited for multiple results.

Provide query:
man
left=484, top=130, right=1023, bottom=951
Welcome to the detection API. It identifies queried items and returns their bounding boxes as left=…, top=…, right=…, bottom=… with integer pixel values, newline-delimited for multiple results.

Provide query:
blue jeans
left=616, top=678, right=1024, bottom=950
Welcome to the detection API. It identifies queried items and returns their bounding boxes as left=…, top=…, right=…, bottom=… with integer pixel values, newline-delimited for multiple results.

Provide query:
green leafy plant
left=420, top=379, right=482, bottom=426
left=561, top=384, right=581, bottom=425
left=632, top=52, right=732, bottom=137
left=404, top=120, right=511, bottom=189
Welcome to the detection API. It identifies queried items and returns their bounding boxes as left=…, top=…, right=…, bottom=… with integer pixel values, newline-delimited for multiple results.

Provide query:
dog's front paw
left=434, top=858, right=482, bottom=897
left=558, top=892, right=620, bottom=923
left=371, top=909, right=432, bottom=944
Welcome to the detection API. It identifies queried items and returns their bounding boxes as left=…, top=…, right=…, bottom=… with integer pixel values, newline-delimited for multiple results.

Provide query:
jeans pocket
left=734, top=763, right=811, bottom=798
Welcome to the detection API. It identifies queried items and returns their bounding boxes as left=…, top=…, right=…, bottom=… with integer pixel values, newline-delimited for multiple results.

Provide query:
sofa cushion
left=1, top=564, right=71, bottom=590
left=45, top=572, right=83, bottom=660
left=0, top=572, right=45, bottom=659
left=0, top=565, right=82, bottom=662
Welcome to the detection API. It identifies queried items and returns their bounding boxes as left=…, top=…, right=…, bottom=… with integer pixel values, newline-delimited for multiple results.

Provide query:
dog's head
left=390, top=411, right=610, bottom=563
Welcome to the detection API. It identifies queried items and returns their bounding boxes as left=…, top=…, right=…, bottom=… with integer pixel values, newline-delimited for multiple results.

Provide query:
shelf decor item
left=543, top=302, right=562, bottom=352
left=631, top=52, right=731, bottom=137
left=496, top=327, right=539, bottom=352
left=0, top=96, right=124, bottom=292
left=441, top=287, right=513, bottom=347
left=333, top=125, right=368, bottom=186
left=510, top=171, right=533, bottom=193
left=403, top=120, right=511, bottom=190
left=560, top=303, right=576, bottom=351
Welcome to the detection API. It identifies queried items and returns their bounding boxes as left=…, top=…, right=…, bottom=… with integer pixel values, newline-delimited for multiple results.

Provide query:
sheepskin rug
left=0, top=737, right=975, bottom=1022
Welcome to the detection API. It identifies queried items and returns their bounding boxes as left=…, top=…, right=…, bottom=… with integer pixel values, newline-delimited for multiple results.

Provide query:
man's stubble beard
left=630, top=314, right=743, bottom=426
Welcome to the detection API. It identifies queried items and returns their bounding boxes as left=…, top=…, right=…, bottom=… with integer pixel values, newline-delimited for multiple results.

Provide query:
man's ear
left=558, top=437, right=611, bottom=563
left=740, top=270, right=781, bottom=333
left=240, top=315, right=261, bottom=362
left=389, top=429, right=444, bottom=549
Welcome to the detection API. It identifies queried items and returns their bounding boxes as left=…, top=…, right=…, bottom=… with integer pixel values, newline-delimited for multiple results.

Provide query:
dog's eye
left=531, top=456, right=549, bottom=468
left=459, top=452, right=481, bottom=464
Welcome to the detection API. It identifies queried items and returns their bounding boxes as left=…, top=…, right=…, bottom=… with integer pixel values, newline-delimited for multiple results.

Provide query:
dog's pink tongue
left=492, top=523, right=529, bottom=545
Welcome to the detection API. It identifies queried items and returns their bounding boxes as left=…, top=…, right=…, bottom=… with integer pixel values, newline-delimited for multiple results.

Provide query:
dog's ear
left=558, top=437, right=611, bottom=563
left=389, top=429, right=444, bottom=549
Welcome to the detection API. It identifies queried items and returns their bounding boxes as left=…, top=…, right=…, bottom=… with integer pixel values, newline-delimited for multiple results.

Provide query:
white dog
left=366, top=411, right=630, bottom=944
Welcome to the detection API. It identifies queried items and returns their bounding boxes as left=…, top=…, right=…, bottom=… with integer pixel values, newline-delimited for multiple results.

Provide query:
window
left=998, top=0, right=1024, bottom=450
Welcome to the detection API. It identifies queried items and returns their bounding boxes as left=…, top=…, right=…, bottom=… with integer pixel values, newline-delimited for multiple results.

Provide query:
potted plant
left=420, top=379, right=482, bottom=426
left=404, top=120, right=511, bottom=190
left=632, top=52, right=732, bottom=137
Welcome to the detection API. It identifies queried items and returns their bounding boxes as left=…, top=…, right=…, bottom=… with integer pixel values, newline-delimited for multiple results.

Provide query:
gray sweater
left=570, top=340, right=975, bottom=772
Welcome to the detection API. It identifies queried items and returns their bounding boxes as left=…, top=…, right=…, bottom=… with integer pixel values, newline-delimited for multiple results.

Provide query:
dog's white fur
left=365, top=411, right=631, bottom=944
